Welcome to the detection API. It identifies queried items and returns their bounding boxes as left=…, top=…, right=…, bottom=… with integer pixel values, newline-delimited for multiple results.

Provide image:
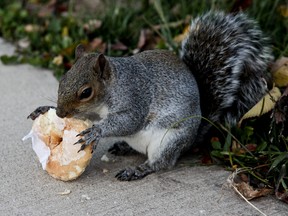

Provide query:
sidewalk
left=0, top=38, right=287, bottom=216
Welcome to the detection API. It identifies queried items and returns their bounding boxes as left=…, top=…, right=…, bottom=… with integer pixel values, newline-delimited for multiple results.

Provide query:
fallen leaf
left=133, top=29, right=160, bottom=53
left=228, top=170, right=273, bottom=200
left=239, top=173, right=249, bottom=183
left=111, top=41, right=128, bottom=51
left=245, top=144, right=257, bottom=152
left=234, top=181, right=273, bottom=200
left=89, top=38, right=106, bottom=53
left=137, top=29, right=148, bottom=50
left=271, top=57, right=288, bottom=87
left=279, top=5, right=288, bottom=17
left=276, top=191, right=288, bottom=203
left=52, top=55, right=63, bottom=65
left=173, top=25, right=190, bottom=43
left=239, top=86, right=281, bottom=125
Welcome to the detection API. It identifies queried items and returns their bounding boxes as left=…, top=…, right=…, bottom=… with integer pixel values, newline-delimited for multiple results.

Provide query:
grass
left=1, top=0, right=288, bottom=202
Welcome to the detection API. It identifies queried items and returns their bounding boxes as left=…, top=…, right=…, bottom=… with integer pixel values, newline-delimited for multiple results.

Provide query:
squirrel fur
left=30, top=11, right=273, bottom=181
left=181, top=11, right=273, bottom=126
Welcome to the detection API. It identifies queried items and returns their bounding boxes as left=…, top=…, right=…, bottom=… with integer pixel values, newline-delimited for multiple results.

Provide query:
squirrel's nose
left=56, top=108, right=68, bottom=118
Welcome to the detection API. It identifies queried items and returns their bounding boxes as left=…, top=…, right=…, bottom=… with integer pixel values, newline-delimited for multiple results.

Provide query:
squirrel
left=28, top=11, right=273, bottom=181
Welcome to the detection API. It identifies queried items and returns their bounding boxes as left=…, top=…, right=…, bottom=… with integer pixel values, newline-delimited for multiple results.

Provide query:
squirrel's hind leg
left=115, top=161, right=155, bottom=181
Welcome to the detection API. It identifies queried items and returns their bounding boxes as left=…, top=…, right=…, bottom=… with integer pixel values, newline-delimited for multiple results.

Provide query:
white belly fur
left=120, top=127, right=176, bottom=159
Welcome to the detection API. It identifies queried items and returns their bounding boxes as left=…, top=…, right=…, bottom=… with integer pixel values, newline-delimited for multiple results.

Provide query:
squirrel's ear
left=75, top=44, right=86, bottom=60
left=94, top=53, right=111, bottom=80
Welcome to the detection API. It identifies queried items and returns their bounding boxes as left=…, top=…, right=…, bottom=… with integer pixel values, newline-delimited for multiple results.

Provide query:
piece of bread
left=23, top=109, right=93, bottom=181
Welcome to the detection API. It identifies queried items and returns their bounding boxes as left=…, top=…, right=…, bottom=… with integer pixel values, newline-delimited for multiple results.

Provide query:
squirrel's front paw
left=115, top=163, right=155, bottom=181
left=27, top=106, right=55, bottom=120
left=74, top=125, right=101, bottom=153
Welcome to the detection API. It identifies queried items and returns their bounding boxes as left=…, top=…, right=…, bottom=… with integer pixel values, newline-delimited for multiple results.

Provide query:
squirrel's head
left=56, top=44, right=112, bottom=119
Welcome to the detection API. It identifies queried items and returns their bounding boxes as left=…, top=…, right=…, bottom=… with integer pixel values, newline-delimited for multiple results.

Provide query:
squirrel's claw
left=74, top=138, right=84, bottom=145
left=76, top=125, right=101, bottom=153
left=76, top=127, right=91, bottom=137
left=27, top=106, right=55, bottom=120
left=77, top=144, right=86, bottom=153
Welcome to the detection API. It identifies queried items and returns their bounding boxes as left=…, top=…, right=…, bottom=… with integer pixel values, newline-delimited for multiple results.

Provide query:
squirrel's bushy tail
left=181, top=11, right=274, bottom=126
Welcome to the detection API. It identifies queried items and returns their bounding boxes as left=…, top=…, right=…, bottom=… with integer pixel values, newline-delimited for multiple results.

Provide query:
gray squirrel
left=28, top=11, right=273, bottom=181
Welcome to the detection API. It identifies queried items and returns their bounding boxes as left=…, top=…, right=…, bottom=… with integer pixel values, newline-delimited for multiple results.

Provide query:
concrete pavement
left=0, top=38, right=287, bottom=216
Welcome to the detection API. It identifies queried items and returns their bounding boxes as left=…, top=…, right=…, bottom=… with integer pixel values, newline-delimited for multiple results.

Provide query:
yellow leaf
left=173, top=25, right=190, bottom=43
left=279, top=5, right=288, bottom=17
left=52, top=55, right=63, bottom=66
left=238, top=86, right=281, bottom=125
left=272, top=57, right=288, bottom=87
left=62, top=26, right=69, bottom=37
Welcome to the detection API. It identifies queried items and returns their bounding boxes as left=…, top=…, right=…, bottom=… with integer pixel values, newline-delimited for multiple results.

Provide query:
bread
left=23, top=109, right=93, bottom=181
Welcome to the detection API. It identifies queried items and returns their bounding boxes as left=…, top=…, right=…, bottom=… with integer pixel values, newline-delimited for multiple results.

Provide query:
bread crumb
left=103, top=169, right=109, bottom=173
left=81, top=194, right=91, bottom=200
left=57, top=189, right=71, bottom=195
left=101, top=154, right=109, bottom=162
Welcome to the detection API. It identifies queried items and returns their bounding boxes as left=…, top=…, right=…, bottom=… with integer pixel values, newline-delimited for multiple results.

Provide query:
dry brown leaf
left=227, top=169, right=271, bottom=215
left=239, top=86, right=281, bottom=125
left=234, top=182, right=273, bottom=200
left=137, top=29, right=148, bottom=49
left=276, top=191, right=288, bottom=203
left=228, top=169, right=273, bottom=201
left=89, top=38, right=106, bottom=53
left=133, top=29, right=160, bottom=54
left=111, top=41, right=128, bottom=51
left=245, top=143, right=257, bottom=152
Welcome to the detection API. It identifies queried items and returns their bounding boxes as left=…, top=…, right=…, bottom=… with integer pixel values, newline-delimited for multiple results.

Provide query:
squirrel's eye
left=79, top=87, right=93, bottom=100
